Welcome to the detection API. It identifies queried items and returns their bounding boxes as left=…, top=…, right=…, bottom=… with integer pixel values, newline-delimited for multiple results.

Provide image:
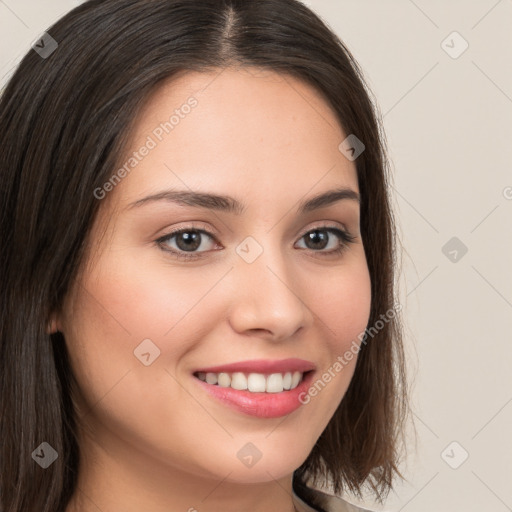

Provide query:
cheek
left=314, top=260, right=372, bottom=352
left=61, top=257, right=228, bottom=473
left=76, top=248, right=219, bottom=343
left=297, top=259, right=372, bottom=416
left=61, top=248, right=229, bottom=412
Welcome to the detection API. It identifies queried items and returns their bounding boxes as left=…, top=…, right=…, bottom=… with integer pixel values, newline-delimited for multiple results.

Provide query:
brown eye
left=295, top=226, right=355, bottom=255
left=173, top=231, right=203, bottom=252
left=156, top=228, right=219, bottom=261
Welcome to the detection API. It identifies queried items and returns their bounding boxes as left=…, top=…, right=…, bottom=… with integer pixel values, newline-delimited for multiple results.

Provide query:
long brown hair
left=0, top=1, right=408, bottom=511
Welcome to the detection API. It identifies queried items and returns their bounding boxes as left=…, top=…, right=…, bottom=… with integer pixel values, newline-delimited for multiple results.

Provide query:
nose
left=227, top=245, right=312, bottom=342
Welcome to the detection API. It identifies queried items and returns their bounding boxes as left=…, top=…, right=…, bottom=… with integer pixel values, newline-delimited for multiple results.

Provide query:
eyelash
left=155, top=224, right=356, bottom=262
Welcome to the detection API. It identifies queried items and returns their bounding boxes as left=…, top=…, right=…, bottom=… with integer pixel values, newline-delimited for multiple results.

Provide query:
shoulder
left=293, top=485, right=378, bottom=512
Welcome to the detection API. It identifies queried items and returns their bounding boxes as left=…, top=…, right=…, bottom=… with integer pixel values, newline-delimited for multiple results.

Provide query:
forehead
left=111, top=67, right=358, bottom=210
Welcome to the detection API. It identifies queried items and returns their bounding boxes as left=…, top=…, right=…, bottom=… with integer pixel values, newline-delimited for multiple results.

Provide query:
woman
left=0, top=1, right=408, bottom=511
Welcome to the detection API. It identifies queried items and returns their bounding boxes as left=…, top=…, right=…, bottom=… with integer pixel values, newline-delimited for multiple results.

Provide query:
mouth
left=193, top=370, right=312, bottom=393
left=191, top=358, right=316, bottom=418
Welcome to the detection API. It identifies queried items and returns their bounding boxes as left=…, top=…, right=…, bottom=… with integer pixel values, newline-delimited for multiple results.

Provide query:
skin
left=54, top=66, right=372, bottom=512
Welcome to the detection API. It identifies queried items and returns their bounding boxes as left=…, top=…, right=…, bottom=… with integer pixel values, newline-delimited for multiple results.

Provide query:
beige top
left=292, top=486, right=374, bottom=512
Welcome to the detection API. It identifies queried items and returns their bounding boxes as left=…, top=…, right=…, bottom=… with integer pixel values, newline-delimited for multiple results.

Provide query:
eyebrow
left=126, top=187, right=360, bottom=215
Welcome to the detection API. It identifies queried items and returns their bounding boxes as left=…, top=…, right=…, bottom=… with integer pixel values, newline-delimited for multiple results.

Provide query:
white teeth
left=230, top=372, right=248, bottom=390
left=196, top=370, right=306, bottom=393
left=217, top=372, right=231, bottom=387
left=247, top=373, right=266, bottom=392
left=291, top=371, right=301, bottom=389
left=266, top=373, right=283, bottom=393
left=205, top=372, right=218, bottom=385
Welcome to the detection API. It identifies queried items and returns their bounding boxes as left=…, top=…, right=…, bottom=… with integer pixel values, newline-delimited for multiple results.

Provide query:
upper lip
left=193, top=358, right=316, bottom=375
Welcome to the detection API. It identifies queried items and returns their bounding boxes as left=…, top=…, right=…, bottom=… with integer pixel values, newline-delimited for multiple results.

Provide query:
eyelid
left=155, top=221, right=218, bottom=239
left=297, top=221, right=349, bottom=238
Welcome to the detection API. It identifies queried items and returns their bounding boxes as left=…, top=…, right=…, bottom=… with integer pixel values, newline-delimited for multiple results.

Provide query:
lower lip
left=193, top=371, right=315, bottom=418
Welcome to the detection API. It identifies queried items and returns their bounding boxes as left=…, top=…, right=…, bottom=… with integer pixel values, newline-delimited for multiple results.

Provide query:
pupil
left=177, top=231, right=201, bottom=251
left=307, top=230, right=327, bottom=250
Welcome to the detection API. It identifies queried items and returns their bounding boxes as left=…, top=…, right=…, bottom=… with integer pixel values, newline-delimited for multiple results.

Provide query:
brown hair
left=0, top=1, right=408, bottom=511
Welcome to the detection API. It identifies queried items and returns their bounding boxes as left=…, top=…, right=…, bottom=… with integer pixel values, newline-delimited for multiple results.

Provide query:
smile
left=191, top=358, right=316, bottom=418
left=194, top=370, right=305, bottom=393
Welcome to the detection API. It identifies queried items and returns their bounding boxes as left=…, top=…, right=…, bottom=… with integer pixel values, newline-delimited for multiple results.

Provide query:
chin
left=212, top=441, right=311, bottom=484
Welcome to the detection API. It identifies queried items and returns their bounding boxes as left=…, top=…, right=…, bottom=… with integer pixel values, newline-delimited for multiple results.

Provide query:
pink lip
left=192, top=364, right=316, bottom=419
left=193, top=358, right=316, bottom=375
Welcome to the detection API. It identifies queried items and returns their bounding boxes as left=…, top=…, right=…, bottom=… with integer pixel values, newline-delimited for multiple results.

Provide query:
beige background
left=1, top=1, right=511, bottom=511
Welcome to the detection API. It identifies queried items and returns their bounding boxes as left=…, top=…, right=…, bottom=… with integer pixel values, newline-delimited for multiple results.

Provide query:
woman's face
left=57, top=67, right=371, bottom=487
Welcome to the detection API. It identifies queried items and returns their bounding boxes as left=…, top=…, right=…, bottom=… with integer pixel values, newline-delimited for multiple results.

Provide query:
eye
left=295, top=226, right=356, bottom=256
left=156, top=227, right=219, bottom=261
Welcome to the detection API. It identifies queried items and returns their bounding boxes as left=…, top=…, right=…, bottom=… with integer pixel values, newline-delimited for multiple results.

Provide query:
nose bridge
left=228, top=232, right=310, bottom=338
